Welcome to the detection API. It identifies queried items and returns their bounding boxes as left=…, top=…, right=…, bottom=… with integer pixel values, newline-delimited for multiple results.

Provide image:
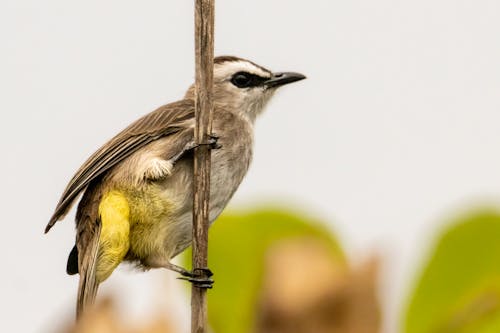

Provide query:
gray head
left=186, top=56, right=306, bottom=122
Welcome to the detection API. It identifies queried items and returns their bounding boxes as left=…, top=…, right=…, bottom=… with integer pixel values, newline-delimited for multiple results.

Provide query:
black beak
left=264, top=72, right=306, bottom=89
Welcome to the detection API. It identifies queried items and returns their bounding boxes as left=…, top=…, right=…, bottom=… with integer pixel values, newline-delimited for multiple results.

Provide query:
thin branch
left=191, top=1, right=214, bottom=333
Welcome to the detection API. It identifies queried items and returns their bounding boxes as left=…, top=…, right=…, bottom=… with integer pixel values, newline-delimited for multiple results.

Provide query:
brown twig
left=192, top=1, right=214, bottom=333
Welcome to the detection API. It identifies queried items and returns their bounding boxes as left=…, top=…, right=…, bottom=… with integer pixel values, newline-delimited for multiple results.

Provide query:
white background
left=1, top=0, right=500, bottom=332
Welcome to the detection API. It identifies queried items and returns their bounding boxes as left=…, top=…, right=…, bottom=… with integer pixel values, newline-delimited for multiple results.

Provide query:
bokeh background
left=1, top=0, right=500, bottom=332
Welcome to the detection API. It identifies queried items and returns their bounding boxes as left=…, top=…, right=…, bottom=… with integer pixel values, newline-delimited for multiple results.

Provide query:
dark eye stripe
left=231, top=71, right=269, bottom=88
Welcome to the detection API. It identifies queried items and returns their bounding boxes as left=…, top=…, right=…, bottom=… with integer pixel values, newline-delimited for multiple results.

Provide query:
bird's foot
left=207, top=134, right=221, bottom=150
left=184, top=134, right=221, bottom=152
left=178, top=267, right=214, bottom=289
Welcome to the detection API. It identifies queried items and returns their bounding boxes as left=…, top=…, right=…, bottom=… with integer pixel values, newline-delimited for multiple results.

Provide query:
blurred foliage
left=255, top=239, right=380, bottom=333
left=181, top=208, right=346, bottom=333
left=404, top=210, right=500, bottom=333
left=64, top=298, right=175, bottom=333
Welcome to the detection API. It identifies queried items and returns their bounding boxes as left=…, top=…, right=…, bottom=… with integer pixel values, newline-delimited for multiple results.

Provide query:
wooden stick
left=192, top=0, right=214, bottom=333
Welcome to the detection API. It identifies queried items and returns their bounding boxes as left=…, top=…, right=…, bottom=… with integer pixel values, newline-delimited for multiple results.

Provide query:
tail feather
left=76, top=223, right=101, bottom=319
left=67, top=245, right=79, bottom=275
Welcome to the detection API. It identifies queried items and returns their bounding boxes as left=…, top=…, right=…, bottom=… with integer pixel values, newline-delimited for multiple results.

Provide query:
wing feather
left=45, top=99, right=195, bottom=232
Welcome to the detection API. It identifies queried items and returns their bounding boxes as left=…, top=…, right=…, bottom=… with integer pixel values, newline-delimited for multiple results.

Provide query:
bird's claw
left=189, top=135, right=221, bottom=150
left=208, top=134, right=221, bottom=150
left=177, top=267, right=214, bottom=289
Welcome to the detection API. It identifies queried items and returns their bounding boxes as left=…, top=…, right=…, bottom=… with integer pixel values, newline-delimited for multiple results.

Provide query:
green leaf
left=182, top=207, right=345, bottom=333
left=404, top=210, right=500, bottom=333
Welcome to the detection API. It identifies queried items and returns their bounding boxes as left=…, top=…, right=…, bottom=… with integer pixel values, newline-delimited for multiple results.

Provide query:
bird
left=45, top=55, right=306, bottom=316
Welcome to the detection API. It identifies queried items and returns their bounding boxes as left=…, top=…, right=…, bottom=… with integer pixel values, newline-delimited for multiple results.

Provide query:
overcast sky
left=1, top=1, right=500, bottom=332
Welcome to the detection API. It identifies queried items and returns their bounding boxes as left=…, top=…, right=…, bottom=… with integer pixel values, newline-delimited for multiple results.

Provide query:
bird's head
left=186, top=56, right=306, bottom=122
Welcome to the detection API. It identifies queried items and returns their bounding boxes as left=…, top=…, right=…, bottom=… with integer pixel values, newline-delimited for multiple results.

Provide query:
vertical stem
left=192, top=1, right=214, bottom=333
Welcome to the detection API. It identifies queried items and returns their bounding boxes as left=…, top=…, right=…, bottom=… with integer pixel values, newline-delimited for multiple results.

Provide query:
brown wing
left=45, top=99, right=195, bottom=233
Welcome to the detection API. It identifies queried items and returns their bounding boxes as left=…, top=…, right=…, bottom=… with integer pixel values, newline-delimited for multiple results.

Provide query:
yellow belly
left=95, top=187, right=175, bottom=282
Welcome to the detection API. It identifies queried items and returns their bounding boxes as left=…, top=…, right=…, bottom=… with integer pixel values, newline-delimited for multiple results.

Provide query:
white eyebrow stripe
left=215, top=60, right=272, bottom=80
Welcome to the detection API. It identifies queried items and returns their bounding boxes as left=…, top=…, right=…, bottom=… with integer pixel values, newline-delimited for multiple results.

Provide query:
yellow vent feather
left=96, top=191, right=130, bottom=282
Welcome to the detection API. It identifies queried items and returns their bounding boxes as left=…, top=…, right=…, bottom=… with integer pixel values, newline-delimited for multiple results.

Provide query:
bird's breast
left=208, top=115, right=254, bottom=215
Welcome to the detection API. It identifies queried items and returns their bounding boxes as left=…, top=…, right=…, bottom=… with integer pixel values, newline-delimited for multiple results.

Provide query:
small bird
left=45, top=56, right=305, bottom=316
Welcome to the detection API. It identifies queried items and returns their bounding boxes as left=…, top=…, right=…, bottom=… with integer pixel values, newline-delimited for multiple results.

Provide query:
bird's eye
left=231, top=72, right=252, bottom=88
